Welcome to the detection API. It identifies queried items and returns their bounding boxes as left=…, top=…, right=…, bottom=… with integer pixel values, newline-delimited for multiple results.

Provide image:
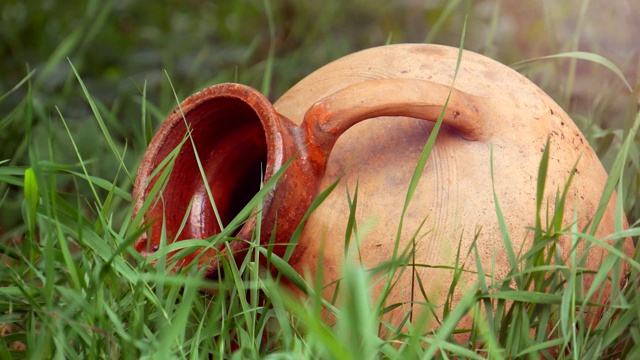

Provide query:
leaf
left=0, top=69, right=36, bottom=103
left=23, top=167, right=39, bottom=235
left=484, top=290, right=562, bottom=305
left=511, top=51, right=633, bottom=92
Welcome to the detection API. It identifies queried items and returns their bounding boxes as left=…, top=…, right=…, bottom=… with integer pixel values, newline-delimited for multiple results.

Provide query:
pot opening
left=150, top=96, right=269, bottom=246
left=186, top=97, right=269, bottom=239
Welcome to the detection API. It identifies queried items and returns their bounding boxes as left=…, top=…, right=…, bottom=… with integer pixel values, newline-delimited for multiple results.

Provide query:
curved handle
left=302, top=78, right=488, bottom=159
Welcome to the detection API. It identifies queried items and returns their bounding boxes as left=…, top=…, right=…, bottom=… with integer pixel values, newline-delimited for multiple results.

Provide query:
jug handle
left=302, top=78, right=487, bottom=159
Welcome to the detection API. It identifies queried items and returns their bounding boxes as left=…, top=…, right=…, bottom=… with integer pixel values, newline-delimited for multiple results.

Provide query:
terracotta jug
left=132, top=44, right=633, bottom=329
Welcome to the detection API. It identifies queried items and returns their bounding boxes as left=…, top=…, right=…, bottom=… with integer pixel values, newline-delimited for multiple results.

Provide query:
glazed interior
left=185, top=97, right=268, bottom=237
left=135, top=96, right=269, bottom=256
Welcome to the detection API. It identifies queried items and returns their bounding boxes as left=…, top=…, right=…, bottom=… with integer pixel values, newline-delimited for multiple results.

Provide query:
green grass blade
left=164, top=72, right=225, bottom=233
left=511, top=51, right=633, bottom=92
left=23, top=168, right=38, bottom=236
left=68, top=61, right=133, bottom=182
left=261, top=0, right=276, bottom=96
left=490, top=145, right=518, bottom=283
left=64, top=170, right=130, bottom=200
left=423, top=0, right=463, bottom=43
left=0, top=69, right=36, bottom=103
left=535, top=138, right=550, bottom=234
left=589, top=106, right=640, bottom=235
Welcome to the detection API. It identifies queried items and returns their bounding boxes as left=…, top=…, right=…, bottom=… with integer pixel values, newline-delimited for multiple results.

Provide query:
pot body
left=133, top=43, right=634, bottom=332
left=272, top=44, right=632, bottom=326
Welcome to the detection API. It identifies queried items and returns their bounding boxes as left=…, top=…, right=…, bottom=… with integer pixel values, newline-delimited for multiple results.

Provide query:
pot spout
left=132, top=83, right=319, bottom=274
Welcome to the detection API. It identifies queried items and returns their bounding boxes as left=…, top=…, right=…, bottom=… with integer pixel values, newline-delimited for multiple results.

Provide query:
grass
left=1, top=1, right=640, bottom=359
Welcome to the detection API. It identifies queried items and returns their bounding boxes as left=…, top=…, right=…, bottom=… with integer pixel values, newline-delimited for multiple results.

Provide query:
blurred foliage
left=0, top=0, right=463, bottom=230
left=1, top=0, right=638, bottom=229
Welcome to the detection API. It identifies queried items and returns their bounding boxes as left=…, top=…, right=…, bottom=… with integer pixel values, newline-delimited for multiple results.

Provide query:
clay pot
left=132, top=44, right=633, bottom=329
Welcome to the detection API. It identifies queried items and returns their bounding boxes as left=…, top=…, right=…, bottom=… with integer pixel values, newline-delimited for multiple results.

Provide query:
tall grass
left=2, top=56, right=639, bottom=360
left=1, top=1, right=639, bottom=359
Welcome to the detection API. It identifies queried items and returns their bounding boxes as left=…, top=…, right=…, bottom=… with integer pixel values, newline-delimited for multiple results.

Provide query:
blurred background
left=1, top=0, right=639, bottom=230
